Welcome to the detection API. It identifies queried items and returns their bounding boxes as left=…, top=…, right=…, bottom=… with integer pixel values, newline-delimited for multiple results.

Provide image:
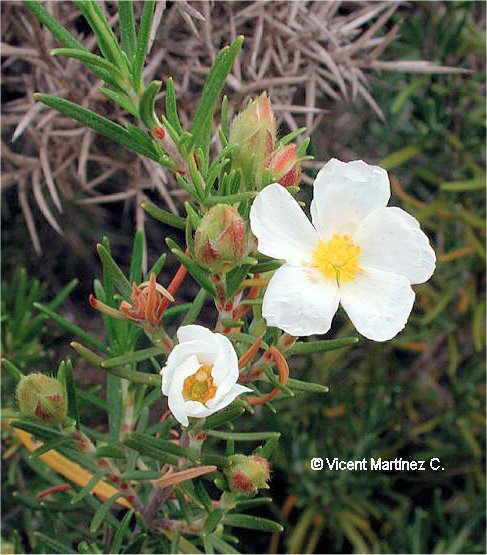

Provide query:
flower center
left=311, top=233, right=361, bottom=284
left=183, top=364, right=217, bottom=404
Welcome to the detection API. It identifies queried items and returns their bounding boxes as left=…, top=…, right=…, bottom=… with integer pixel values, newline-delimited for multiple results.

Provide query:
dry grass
left=1, top=0, right=466, bottom=252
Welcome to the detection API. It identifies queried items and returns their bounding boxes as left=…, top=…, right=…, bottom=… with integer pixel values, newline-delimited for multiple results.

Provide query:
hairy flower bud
left=225, top=454, right=270, bottom=496
left=16, top=373, right=67, bottom=426
left=230, top=92, right=276, bottom=185
left=268, top=144, right=302, bottom=188
left=194, top=205, right=248, bottom=273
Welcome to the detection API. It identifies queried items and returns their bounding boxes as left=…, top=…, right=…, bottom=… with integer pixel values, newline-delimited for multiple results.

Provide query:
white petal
left=161, top=341, right=216, bottom=394
left=354, top=207, right=436, bottom=284
left=250, top=183, right=318, bottom=264
left=211, top=333, right=239, bottom=396
left=183, top=400, right=214, bottom=418
left=340, top=267, right=415, bottom=341
left=207, top=383, right=253, bottom=411
left=177, top=325, right=218, bottom=346
left=184, top=383, right=252, bottom=418
left=311, top=159, right=390, bottom=237
left=262, top=264, right=340, bottom=336
left=166, top=355, right=201, bottom=426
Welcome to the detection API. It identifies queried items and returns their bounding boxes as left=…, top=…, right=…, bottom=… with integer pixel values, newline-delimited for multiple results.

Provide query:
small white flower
left=160, top=325, right=252, bottom=427
left=250, top=158, right=436, bottom=341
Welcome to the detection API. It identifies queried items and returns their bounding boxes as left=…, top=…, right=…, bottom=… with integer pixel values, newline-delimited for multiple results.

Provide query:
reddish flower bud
left=225, top=454, right=270, bottom=497
left=194, top=204, right=249, bottom=274
left=230, top=92, right=276, bottom=186
left=16, top=373, right=67, bottom=426
left=268, top=144, right=301, bottom=188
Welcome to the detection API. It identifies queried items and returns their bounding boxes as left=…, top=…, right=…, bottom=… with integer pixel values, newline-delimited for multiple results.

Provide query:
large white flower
left=160, top=325, right=252, bottom=426
left=250, top=158, right=436, bottom=341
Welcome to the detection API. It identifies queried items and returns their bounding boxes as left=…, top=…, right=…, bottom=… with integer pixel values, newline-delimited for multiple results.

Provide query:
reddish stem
left=37, top=484, right=71, bottom=499
left=161, top=264, right=187, bottom=311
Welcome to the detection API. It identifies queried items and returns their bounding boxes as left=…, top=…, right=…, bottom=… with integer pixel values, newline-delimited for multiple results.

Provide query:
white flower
left=160, top=325, right=252, bottom=426
left=250, top=158, right=436, bottom=341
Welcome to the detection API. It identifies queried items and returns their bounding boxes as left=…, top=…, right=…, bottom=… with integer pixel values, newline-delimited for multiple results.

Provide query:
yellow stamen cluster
left=311, top=233, right=361, bottom=284
left=183, top=364, right=217, bottom=404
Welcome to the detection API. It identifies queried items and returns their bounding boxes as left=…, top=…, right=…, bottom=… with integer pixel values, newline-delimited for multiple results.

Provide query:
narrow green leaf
left=163, top=303, right=193, bottom=322
left=133, top=0, right=155, bottom=92
left=101, top=347, right=165, bottom=368
left=286, top=378, right=329, bottom=394
left=51, top=48, right=126, bottom=84
left=75, top=0, right=126, bottom=71
left=250, top=260, right=284, bottom=274
left=141, top=200, right=186, bottom=229
left=254, top=436, right=280, bottom=459
left=121, top=470, right=161, bottom=480
left=33, top=302, right=106, bottom=351
left=148, top=253, right=167, bottom=277
left=203, top=509, right=225, bottom=537
left=1, top=359, right=24, bottom=382
left=29, top=437, right=72, bottom=458
left=118, top=0, right=137, bottom=59
left=209, top=534, right=240, bottom=555
left=99, top=87, right=138, bottom=116
left=97, top=243, right=131, bottom=299
left=33, top=94, right=160, bottom=161
left=223, top=514, right=283, bottom=533
left=181, top=288, right=207, bottom=325
left=220, top=95, right=230, bottom=139
left=111, top=509, right=134, bottom=554
left=23, top=0, right=85, bottom=50
left=90, top=492, right=123, bottom=533
left=129, top=230, right=145, bottom=284
left=190, top=36, right=244, bottom=152
left=123, top=435, right=179, bottom=465
left=194, top=480, right=213, bottom=513
left=170, top=248, right=217, bottom=296
left=107, top=372, right=123, bottom=443
left=206, top=430, right=280, bottom=441
left=127, top=432, right=200, bottom=461
left=380, top=145, right=422, bottom=170
left=202, top=403, right=246, bottom=430
left=279, top=127, right=306, bottom=146
left=441, top=176, right=486, bottom=191
left=23, top=278, right=78, bottom=341
left=235, top=497, right=273, bottom=510
left=225, top=264, right=252, bottom=299
left=165, top=77, right=183, bottom=135
left=139, top=80, right=162, bottom=129
left=204, top=192, right=257, bottom=205
left=34, top=532, right=75, bottom=554
left=57, top=359, right=79, bottom=426
left=95, top=445, right=126, bottom=459
left=11, top=420, right=65, bottom=442
left=70, top=470, right=108, bottom=504
left=287, top=337, right=358, bottom=356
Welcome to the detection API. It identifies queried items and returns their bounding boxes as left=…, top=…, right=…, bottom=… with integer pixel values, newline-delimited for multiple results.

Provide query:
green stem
left=70, top=342, right=160, bottom=387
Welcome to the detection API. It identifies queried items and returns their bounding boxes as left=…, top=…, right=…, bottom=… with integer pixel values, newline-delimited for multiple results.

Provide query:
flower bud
left=230, top=92, right=276, bottom=185
left=194, top=205, right=248, bottom=274
left=16, top=373, right=67, bottom=426
left=225, top=454, right=270, bottom=496
left=268, top=144, right=301, bottom=188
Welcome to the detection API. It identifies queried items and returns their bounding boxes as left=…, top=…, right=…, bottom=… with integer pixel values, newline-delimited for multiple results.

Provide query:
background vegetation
left=2, top=1, right=485, bottom=553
